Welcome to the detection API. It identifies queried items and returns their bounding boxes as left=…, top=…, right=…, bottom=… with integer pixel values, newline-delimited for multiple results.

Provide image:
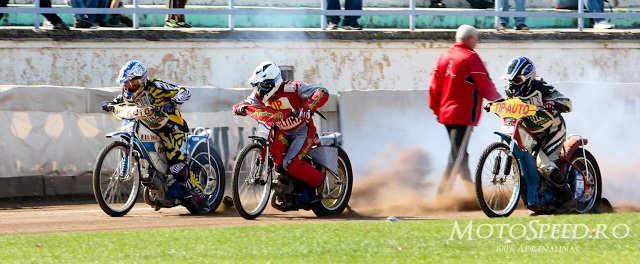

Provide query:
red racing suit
left=429, top=42, right=501, bottom=126
left=234, top=80, right=329, bottom=188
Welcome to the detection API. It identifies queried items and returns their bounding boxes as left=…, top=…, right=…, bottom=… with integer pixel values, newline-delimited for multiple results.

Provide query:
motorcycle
left=92, top=103, right=225, bottom=217
left=475, top=98, right=602, bottom=217
left=231, top=107, right=353, bottom=220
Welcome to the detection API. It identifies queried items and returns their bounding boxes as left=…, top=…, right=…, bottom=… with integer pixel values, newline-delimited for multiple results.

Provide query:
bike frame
left=106, top=106, right=215, bottom=182
left=494, top=118, right=590, bottom=208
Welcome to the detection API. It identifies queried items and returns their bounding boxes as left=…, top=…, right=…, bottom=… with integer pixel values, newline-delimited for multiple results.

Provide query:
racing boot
left=555, top=183, right=577, bottom=214
left=179, top=167, right=209, bottom=212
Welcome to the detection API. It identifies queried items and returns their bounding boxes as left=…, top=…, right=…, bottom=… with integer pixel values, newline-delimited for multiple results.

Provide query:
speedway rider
left=101, top=60, right=207, bottom=208
left=233, top=61, right=329, bottom=203
left=485, top=56, right=575, bottom=213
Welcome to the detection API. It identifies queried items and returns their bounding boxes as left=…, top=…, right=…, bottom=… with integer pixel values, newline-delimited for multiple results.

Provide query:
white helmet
left=247, top=61, right=283, bottom=102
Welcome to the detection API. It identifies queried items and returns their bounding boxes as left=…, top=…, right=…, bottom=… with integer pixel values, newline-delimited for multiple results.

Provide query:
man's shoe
left=177, top=21, right=192, bottom=28
left=96, top=20, right=114, bottom=27
left=430, top=0, right=447, bottom=8
left=593, top=20, right=615, bottom=29
left=52, top=22, right=70, bottom=30
left=499, top=23, right=506, bottom=31
left=75, top=19, right=99, bottom=29
left=327, top=22, right=338, bottom=30
left=342, top=21, right=362, bottom=30
left=515, top=23, right=529, bottom=30
left=164, top=19, right=179, bottom=28
left=468, top=0, right=494, bottom=9
left=108, top=17, right=127, bottom=27
left=120, top=16, right=134, bottom=27
left=294, top=184, right=318, bottom=206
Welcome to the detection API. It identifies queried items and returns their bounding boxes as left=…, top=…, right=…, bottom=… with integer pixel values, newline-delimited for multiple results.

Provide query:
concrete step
left=6, top=0, right=640, bottom=9
left=0, top=6, right=637, bottom=29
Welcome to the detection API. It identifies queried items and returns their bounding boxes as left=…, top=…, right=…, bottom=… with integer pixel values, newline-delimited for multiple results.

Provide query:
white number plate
left=501, top=124, right=515, bottom=134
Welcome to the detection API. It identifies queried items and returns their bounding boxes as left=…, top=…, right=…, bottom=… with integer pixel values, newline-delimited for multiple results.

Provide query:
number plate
left=500, top=124, right=515, bottom=134
left=120, top=119, right=136, bottom=132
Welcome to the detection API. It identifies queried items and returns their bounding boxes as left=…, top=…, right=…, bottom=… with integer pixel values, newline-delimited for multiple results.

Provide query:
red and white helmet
left=247, top=61, right=283, bottom=102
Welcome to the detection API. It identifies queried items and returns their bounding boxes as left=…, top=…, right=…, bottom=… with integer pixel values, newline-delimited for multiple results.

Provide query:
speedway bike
left=93, top=103, right=225, bottom=216
left=232, top=108, right=353, bottom=220
left=475, top=98, right=602, bottom=217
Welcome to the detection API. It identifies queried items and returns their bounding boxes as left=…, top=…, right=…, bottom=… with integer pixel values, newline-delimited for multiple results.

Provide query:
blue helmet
left=501, top=56, right=536, bottom=96
left=116, top=60, right=148, bottom=101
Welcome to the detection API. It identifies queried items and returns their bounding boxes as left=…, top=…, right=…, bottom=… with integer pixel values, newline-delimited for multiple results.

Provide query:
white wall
left=1, top=40, right=639, bottom=93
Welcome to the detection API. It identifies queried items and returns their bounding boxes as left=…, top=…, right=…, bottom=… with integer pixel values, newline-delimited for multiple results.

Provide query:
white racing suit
left=506, top=77, right=572, bottom=185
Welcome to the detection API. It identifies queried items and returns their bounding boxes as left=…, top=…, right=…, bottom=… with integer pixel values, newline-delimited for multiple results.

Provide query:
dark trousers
left=326, top=0, right=362, bottom=24
left=437, top=125, right=473, bottom=195
left=1, top=0, right=64, bottom=24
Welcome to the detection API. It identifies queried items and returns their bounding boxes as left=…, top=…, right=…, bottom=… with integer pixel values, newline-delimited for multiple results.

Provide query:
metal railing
left=0, top=0, right=637, bottom=31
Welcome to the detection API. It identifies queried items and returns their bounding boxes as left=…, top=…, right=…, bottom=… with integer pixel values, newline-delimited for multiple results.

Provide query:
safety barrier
left=0, top=0, right=638, bottom=31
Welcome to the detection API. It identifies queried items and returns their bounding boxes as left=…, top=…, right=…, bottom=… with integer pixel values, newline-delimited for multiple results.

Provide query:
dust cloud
left=347, top=147, right=640, bottom=217
left=348, top=148, right=480, bottom=217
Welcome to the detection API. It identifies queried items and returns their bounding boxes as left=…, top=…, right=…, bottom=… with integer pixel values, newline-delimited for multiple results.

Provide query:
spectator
left=0, top=0, right=7, bottom=20
left=94, top=0, right=119, bottom=27
left=1, top=0, right=70, bottom=29
left=108, top=0, right=134, bottom=27
left=428, top=25, right=501, bottom=195
left=165, top=0, right=191, bottom=28
left=326, top=0, right=362, bottom=30
left=587, top=0, right=617, bottom=29
left=498, top=0, right=528, bottom=30
left=69, top=0, right=99, bottom=29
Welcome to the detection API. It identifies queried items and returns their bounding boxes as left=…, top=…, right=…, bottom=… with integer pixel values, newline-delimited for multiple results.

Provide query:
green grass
left=1, top=213, right=638, bottom=263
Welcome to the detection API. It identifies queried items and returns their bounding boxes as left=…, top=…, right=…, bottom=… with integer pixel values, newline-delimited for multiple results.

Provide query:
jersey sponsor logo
left=136, top=92, right=151, bottom=107
left=284, top=83, right=296, bottom=92
left=268, top=97, right=293, bottom=110
left=154, top=81, right=179, bottom=91
left=277, top=116, right=302, bottom=131
left=140, top=134, right=160, bottom=141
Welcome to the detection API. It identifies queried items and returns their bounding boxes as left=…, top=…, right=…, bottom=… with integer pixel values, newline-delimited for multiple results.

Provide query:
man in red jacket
left=429, top=24, right=501, bottom=195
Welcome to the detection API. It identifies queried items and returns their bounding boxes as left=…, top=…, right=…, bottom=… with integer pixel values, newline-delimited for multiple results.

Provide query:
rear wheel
left=567, top=148, right=602, bottom=213
left=184, top=145, right=226, bottom=214
left=232, top=143, right=272, bottom=220
left=92, top=141, right=140, bottom=217
left=312, top=147, right=353, bottom=217
left=475, top=142, right=521, bottom=218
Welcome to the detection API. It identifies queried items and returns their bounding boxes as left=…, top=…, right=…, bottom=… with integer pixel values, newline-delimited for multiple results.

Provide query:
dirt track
left=0, top=195, right=535, bottom=236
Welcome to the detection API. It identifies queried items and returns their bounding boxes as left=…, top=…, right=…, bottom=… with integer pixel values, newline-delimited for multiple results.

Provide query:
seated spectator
left=498, top=0, right=528, bottom=30
left=327, top=0, right=362, bottom=30
left=587, top=0, right=617, bottom=29
left=7, top=0, right=70, bottom=29
left=165, top=0, right=191, bottom=28
left=69, top=0, right=99, bottom=29
left=109, top=0, right=134, bottom=27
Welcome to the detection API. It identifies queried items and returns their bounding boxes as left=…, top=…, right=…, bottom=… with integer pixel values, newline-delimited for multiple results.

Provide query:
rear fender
left=563, top=135, right=589, bottom=159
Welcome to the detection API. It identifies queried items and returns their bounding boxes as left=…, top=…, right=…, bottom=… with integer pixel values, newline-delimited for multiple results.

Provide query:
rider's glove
left=298, top=106, right=312, bottom=122
left=482, top=102, right=492, bottom=112
left=543, top=101, right=556, bottom=112
left=101, top=101, right=112, bottom=112
left=233, top=104, right=247, bottom=116
left=161, top=101, right=176, bottom=113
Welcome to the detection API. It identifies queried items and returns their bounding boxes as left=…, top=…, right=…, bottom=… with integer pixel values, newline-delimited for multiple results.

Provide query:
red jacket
left=429, top=42, right=501, bottom=126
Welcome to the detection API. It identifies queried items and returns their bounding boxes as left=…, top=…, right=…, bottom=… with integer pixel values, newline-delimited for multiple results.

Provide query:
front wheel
left=312, top=147, right=353, bottom=217
left=232, top=143, right=272, bottom=220
left=475, top=142, right=521, bottom=218
left=567, top=148, right=602, bottom=214
left=92, top=141, right=140, bottom=217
